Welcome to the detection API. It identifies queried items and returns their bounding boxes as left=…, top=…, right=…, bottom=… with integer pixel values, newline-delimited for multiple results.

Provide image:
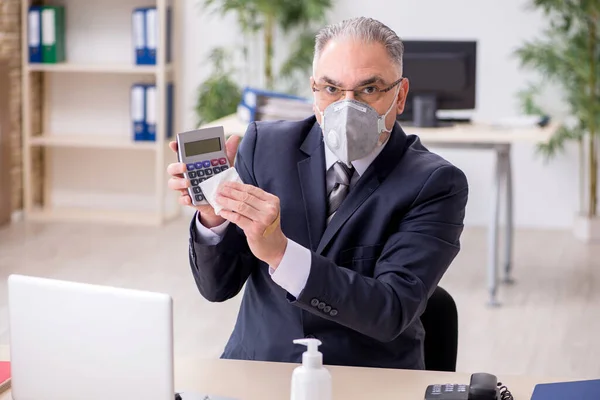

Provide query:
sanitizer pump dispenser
left=290, top=338, right=332, bottom=400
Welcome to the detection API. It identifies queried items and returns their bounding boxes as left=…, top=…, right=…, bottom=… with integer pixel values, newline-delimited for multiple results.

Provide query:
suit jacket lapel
left=297, top=121, right=327, bottom=252
left=316, top=122, right=409, bottom=255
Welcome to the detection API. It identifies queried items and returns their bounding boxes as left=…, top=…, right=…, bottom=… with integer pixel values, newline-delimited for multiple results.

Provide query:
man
left=167, top=17, right=468, bottom=370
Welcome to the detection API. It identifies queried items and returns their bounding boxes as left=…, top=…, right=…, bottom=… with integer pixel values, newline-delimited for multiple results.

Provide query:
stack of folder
left=28, top=5, right=66, bottom=64
left=131, top=83, right=174, bottom=142
left=237, top=87, right=314, bottom=123
left=132, top=7, right=172, bottom=65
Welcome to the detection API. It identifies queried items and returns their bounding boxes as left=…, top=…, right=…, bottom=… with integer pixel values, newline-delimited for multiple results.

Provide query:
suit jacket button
left=318, top=302, right=326, bottom=310
left=310, top=298, right=319, bottom=307
left=330, top=309, right=338, bottom=317
left=323, top=305, right=331, bottom=313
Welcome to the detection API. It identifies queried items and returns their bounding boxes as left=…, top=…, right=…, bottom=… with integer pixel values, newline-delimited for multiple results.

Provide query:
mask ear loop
left=377, top=85, right=401, bottom=134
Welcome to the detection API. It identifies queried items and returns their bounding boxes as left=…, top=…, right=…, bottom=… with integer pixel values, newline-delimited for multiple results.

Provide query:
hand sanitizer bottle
left=290, top=338, right=332, bottom=400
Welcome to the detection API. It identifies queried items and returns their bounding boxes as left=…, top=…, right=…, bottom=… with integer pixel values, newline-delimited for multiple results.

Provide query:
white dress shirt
left=194, top=137, right=389, bottom=298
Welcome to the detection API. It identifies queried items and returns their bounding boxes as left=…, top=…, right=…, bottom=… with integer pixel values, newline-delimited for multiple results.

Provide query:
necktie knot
left=326, top=161, right=355, bottom=224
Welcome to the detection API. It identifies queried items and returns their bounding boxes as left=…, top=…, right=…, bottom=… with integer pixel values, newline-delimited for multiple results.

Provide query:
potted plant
left=515, top=0, right=600, bottom=241
left=201, top=0, right=333, bottom=92
left=194, top=47, right=242, bottom=127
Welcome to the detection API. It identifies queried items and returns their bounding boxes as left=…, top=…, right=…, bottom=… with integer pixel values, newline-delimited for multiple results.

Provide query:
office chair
left=420, top=286, right=458, bottom=372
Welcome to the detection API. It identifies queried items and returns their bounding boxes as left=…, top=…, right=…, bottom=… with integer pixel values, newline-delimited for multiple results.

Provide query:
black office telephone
left=424, top=372, right=514, bottom=400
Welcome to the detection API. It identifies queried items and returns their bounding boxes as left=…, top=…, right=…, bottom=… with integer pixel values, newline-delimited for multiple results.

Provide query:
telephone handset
left=424, top=372, right=514, bottom=400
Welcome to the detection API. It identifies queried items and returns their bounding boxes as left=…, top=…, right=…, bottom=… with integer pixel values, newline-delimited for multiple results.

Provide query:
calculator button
left=220, top=165, right=229, bottom=171
left=193, top=187, right=201, bottom=194
left=202, top=161, right=211, bottom=168
left=213, top=167, right=222, bottom=174
left=219, top=158, right=227, bottom=165
left=211, top=159, right=219, bottom=167
left=205, top=169, right=213, bottom=176
left=195, top=194, right=204, bottom=202
left=199, top=178, right=207, bottom=183
left=188, top=171, right=197, bottom=179
left=194, top=162, right=203, bottom=169
left=186, top=163, right=196, bottom=171
left=197, top=170, right=205, bottom=177
left=191, top=179, right=199, bottom=186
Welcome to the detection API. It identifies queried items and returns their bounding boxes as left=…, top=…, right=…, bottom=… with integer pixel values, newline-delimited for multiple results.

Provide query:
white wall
left=176, top=0, right=581, bottom=229
left=46, top=0, right=580, bottom=229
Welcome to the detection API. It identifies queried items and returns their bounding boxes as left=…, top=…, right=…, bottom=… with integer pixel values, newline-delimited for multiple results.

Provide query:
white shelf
left=21, top=0, right=179, bottom=226
left=27, top=63, right=171, bottom=75
left=29, top=134, right=158, bottom=150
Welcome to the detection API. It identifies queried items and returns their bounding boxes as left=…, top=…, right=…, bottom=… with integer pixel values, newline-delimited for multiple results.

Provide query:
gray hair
left=313, top=17, right=404, bottom=75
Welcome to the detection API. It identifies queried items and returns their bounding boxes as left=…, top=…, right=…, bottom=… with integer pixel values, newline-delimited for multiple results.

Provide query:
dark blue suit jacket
left=188, top=116, right=468, bottom=369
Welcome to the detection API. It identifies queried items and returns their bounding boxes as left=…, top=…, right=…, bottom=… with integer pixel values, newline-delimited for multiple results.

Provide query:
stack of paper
left=237, top=87, right=314, bottom=123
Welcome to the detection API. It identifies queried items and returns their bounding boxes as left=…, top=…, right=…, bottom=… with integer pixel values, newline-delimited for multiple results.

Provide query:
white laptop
left=7, top=274, right=175, bottom=400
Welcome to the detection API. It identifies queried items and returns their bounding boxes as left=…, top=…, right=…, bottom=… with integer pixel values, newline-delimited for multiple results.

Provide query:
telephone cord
left=497, top=382, right=514, bottom=400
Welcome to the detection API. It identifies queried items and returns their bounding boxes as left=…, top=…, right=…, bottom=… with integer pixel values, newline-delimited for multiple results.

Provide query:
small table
left=201, top=115, right=556, bottom=306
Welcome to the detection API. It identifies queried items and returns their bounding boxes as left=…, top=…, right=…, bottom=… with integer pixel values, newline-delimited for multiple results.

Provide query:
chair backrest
left=420, top=286, right=458, bottom=372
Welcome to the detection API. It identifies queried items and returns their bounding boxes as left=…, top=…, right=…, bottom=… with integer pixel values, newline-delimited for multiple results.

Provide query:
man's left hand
left=216, top=181, right=287, bottom=269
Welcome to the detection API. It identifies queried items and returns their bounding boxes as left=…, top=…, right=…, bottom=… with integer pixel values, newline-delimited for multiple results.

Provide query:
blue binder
left=531, top=379, right=600, bottom=400
left=131, top=84, right=147, bottom=141
left=133, top=7, right=172, bottom=66
left=141, top=83, right=174, bottom=141
left=28, top=6, right=43, bottom=63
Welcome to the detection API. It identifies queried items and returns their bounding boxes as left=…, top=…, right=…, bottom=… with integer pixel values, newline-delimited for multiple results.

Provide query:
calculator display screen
left=184, top=138, right=222, bottom=156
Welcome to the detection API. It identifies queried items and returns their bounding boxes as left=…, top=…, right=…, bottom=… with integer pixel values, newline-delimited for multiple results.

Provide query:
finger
left=169, top=141, right=178, bottom=153
left=218, top=184, right=264, bottom=212
left=221, top=181, right=271, bottom=202
left=168, top=177, right=189, bottom=190
left=179, top=194, right=192, bottom=206
left=225, top=135, right=241, bottom=166
left=216, top=193, right=262, bottom=222
left=220, top=209, right=261, bottom=236
left=167, top=162, right=186, bottom=177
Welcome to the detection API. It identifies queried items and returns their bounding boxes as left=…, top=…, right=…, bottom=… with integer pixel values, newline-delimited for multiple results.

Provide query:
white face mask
left=316, top=87, right=399, bottom=167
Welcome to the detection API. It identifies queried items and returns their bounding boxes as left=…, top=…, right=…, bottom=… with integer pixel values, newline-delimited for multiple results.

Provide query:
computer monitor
left=7, top=274, right=175, bottom=400
left=397, top=40, right=477, bottom=127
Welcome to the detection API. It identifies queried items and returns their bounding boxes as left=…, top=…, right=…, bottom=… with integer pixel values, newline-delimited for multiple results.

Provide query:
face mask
left=316, top=87, right=398, bottom=167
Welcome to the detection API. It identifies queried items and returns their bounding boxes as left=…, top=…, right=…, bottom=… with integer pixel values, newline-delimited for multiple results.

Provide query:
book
left=531, top=379, right=600, bottom=400
left=41, top=5, right=66, bottom=63
left=0, top=361, right=10, bottom=393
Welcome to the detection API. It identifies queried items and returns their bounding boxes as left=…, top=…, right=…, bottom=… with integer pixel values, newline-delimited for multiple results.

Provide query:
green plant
left=195, top=47, right=242, bottom=126
left=202, top=0, right=332, bottom=92
left=515, top=0, right=600, bottom=218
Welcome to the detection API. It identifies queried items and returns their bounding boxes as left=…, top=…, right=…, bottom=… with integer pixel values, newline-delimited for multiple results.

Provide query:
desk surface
left=201, top=113, right=557, bottom=145
left=0, top=345, right=570, bottom=400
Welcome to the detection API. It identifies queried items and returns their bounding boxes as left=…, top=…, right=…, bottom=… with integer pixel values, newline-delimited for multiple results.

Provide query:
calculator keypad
left=188, top=158, right=230, bottom=203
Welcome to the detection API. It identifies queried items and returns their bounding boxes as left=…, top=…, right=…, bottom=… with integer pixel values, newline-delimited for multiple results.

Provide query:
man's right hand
left=167, top=135, right=241, bottom=228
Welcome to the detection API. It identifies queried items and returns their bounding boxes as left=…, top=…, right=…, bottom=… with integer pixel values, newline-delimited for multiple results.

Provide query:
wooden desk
left=0, top=344, right=566, bottom=400
left=202, top=114, right=557, bottom=306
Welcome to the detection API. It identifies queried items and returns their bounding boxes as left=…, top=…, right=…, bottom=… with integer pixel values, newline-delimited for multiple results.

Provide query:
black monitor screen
left=397, top=40, right=477, bottom=126
left=403, top=53, right=467, bottom=92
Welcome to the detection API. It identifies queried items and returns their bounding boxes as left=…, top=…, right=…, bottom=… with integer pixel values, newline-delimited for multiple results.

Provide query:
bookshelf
left=20, top=0, right=180, bottom=226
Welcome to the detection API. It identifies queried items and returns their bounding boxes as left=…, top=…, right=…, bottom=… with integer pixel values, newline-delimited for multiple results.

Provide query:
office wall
left=177, top=0, right=582, bottom=229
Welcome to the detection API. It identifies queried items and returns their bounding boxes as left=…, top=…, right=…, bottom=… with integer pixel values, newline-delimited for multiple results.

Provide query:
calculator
left=176, top=126, right=230, bottom=206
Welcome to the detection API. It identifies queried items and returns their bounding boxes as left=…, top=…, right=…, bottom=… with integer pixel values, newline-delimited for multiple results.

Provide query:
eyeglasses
left=312, top=77, right=403, bottom=105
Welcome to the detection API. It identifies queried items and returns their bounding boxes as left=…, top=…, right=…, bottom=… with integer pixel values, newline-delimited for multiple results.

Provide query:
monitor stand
left=396, top=95, right=472, bottom=128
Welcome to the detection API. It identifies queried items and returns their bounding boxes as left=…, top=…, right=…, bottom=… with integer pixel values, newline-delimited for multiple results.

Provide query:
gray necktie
left=326, top=161, right=355, bottom=224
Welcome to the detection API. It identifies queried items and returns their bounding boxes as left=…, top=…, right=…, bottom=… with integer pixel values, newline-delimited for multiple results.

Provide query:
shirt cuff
left=269, top=239, right=311, bottom=298
left=194, top=212, right=230, bottom=244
